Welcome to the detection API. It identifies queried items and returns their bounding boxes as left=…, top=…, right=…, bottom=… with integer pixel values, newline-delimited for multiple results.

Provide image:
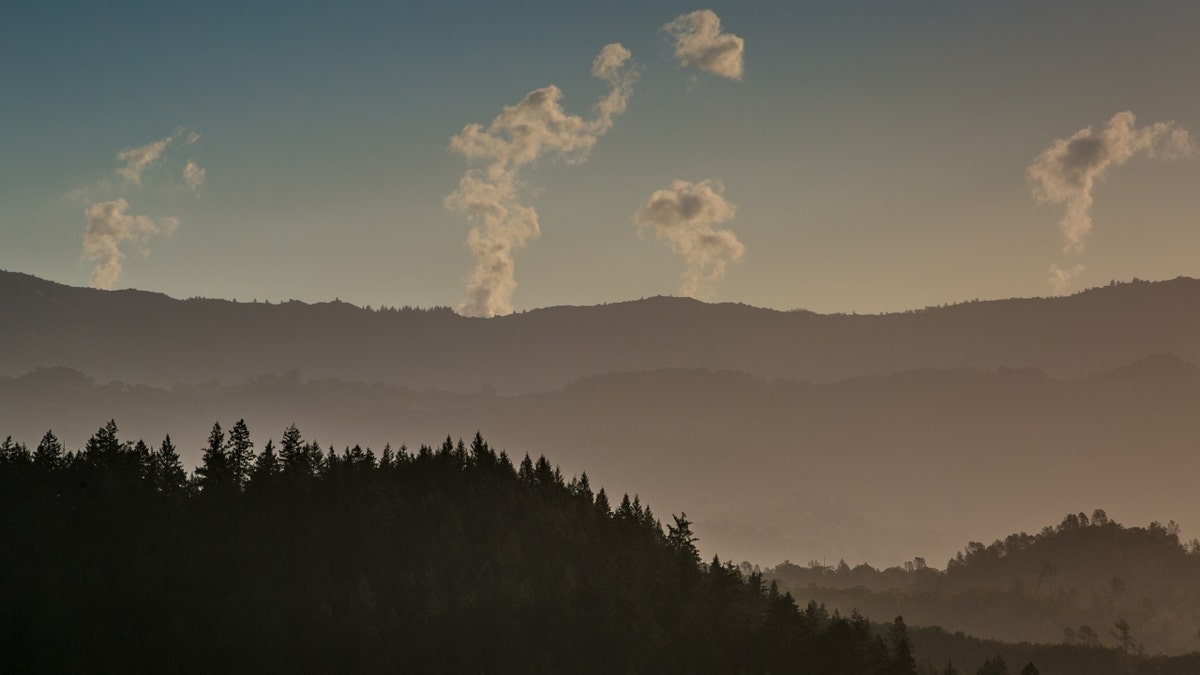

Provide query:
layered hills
left=6, top=270, right=1200, bottom=565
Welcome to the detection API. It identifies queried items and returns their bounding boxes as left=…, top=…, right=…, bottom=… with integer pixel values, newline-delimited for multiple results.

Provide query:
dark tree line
left=1, top=421, right=919, bottom=674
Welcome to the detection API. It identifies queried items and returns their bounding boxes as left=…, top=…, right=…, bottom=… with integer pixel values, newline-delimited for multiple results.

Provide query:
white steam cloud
left=116, top=128, right=184, bottom=185
left=82, top=199, right=179, bottom=290
left=634, top=179, right=745, bottom=298
left=72, top=129, right=199, bottom=288
left=183, top=160, right=206, bottom=195
left=1029, top=111, right=1193, bottom=253
left=445, top=43, right=639, bottom=317
left=663, top=10, right=745, bottom=81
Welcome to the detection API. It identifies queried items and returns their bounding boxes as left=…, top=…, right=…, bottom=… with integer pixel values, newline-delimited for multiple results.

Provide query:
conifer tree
left=155, top=435, right=188, bottom=496
left=84, top=420, right=121, bottom=460
left=594, top=487, right=611, bottom=516
left=888, top=616, right=916, bottom=675
left=196, top=422, right=233, bottom=493
left=667, top=513, right=701, bottom=565
left=226, top=418, right=255, bottom=489
left=279, top=423, right=304, bottom=472
left=250, top=439, right=279, bottom=485
left=32, top=430, right=63, bottom=471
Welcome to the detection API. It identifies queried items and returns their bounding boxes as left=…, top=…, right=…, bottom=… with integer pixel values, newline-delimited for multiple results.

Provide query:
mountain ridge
left=6, top=269, right=1200, bottom=393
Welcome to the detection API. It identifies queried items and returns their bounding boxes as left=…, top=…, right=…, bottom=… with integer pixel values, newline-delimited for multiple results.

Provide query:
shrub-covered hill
left=1, top=423, right=916, bottom=674
left=769, top=511, right=1200, bottom=655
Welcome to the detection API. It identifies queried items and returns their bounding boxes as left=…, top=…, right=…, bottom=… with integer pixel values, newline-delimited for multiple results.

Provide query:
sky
left=3, top=1, right=1200, bottom=315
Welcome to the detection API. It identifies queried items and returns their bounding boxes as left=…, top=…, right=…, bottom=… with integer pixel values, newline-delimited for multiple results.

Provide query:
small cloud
left=634, top=178, right=745, bottom=298
left=183, top=160, right=206, bottom=195
left=82, top=198, right=179, bottom=290
left=663, top=9, right=745, bottom=82
left=186, top=131, right=201, bottom=145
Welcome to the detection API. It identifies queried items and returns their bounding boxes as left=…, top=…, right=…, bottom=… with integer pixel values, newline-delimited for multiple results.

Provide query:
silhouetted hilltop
left=7, top=270, right=1200, bottom=392
left=769, top=512, right=1200, bottom=655
left=1095, top=352, right=1200, bottom=382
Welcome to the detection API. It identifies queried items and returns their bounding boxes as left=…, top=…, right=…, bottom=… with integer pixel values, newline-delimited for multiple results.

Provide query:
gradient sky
left=3, top=1, right=1199, bottom=314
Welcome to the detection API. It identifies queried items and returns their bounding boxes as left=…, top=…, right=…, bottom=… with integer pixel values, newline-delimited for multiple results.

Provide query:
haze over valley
left=6, top=2, right=1200, bottom=672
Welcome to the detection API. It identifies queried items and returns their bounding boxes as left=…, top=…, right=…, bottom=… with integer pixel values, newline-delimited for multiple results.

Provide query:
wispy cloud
left=66, top=127, right=204, bottom=202
left=1029, top=111, right=1193, bottom=253
left=183, top=160, right=206, bottom=195
left=82, top=199, right=179, bottom=290
left=634, top=179, right=745, bottom=298
left=445, top=43, right=640, bottom=317
left=116, top=128, right=184, bottom=186
left=663, top=9, right=745, bottom=82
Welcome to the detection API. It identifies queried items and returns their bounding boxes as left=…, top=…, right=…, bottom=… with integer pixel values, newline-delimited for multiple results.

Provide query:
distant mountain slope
left=6, top=357, right=1200, bottom=569
left=6, top=270, right=1200, bottom=392
left=771, top=513, right=1200, bottom=655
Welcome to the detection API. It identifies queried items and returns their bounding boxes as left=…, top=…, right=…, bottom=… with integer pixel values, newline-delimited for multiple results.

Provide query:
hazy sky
left=3, top=1, right=1199, bottom=314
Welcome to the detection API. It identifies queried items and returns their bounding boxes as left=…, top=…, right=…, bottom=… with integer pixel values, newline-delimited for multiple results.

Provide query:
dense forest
left=768, top=512, right=1200, bottom=655
left=7, top=423, right=1200, bottom=672
left=2, top=421, right=920, bottom=673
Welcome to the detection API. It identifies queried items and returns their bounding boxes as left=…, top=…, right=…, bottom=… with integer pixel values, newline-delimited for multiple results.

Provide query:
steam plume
left=634, top=179, right=745, bottom=298
left=663, top=10, right=745, bottom=81
left=183, top=160, right=206, bottom=195
left=1029, top=111, right=1193, bottom=253
left=82, top=199, right=179, bottom=290
left=1048, top=263, right=1085, bottom=295
left=116, top=128, right=184, bottom=185
left=445, top=43, right=639, bottom=317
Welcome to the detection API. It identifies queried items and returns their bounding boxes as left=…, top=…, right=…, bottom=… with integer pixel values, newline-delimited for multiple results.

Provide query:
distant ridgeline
left=768, top=511, right=1200, bottom=658
left=2, top=422, right=922, bottom=674
left=8, top=269, right=1200, bottom=392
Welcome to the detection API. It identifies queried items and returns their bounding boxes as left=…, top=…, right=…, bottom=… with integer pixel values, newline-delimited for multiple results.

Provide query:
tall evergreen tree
left=279, top=424, right=306, bottom=477
left=250, top=439, right=279, bottom=486
left=667, top=512, right=701, bottom=565
left=84, top=419, right=121, bottom=461
left=196, top=422, right=232, bottom=493
left=32, top=430, right=63, bottom=471
left=155, top=435, right=188, bottom=496
left=226, top=419, right=255, bottom=489
left=888, top=616, right=916, bottom=675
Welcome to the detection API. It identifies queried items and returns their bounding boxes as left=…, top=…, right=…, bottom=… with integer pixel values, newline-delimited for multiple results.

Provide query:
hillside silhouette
left=6, top=425, right=1200, bottom=674
left=7, top=270, right=1200, bottom=392
left=769, top=511, right=1200, bottom=655
left=1, top=424, right=918, bottom=674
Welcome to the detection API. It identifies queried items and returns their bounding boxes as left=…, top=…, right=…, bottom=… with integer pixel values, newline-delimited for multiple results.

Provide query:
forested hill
left=7, top=357, right=1200, bottom=567
left=0, top=424, right=918, bottom=674
left=7, top=269, right=1200, bottom=392
left=769, top=512, right=1200, bottom=655
left=6, top=428, right=1200, bottom=674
